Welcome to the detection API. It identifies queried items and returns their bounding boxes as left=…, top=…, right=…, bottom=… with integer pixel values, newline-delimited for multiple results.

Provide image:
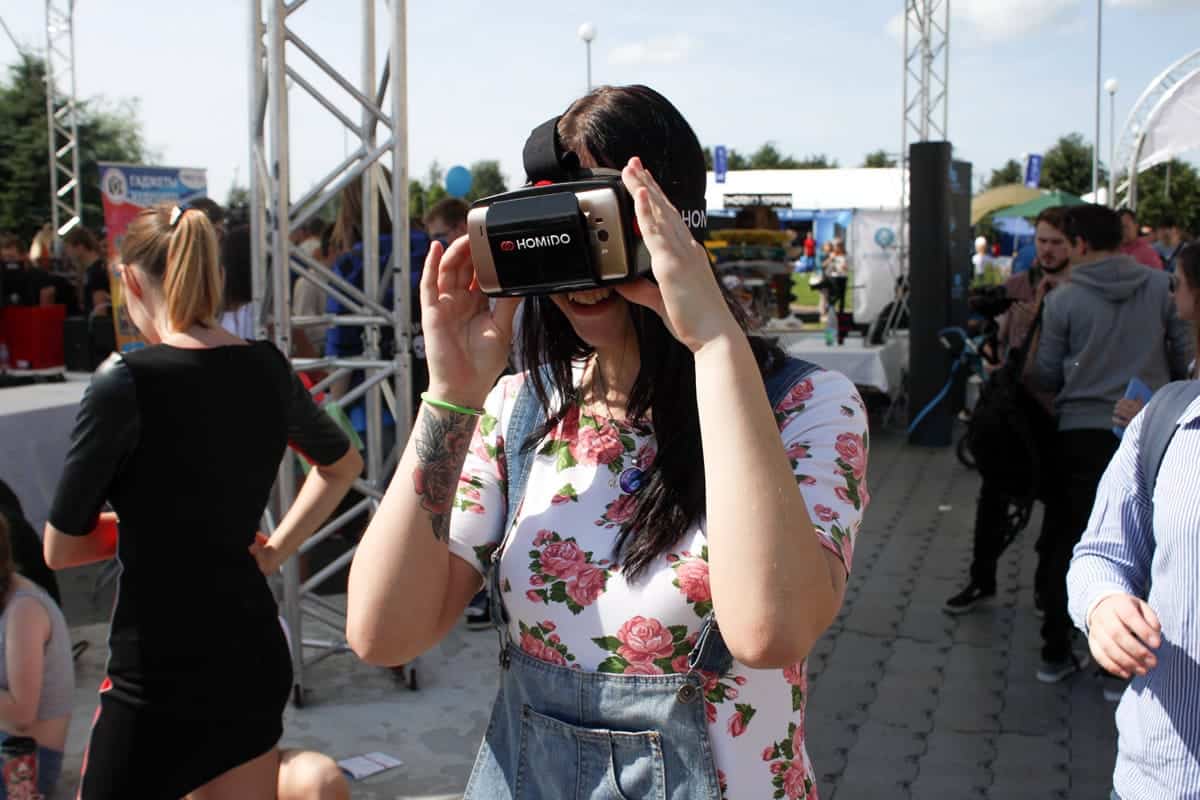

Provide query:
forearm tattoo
left=412, top=408, right=477, bottom=542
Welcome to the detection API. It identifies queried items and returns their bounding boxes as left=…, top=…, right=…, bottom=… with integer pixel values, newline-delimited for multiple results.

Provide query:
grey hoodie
left=1033, top=253, right=1193, bottom=431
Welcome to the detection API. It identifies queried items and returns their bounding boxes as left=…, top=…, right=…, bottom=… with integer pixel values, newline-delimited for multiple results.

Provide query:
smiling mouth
left=566, top=288, right=614, bottom=306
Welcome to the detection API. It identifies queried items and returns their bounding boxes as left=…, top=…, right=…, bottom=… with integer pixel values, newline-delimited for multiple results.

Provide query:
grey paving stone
left=897, top=605, right=959, bottom=643
left=933, top=685, right=1004, bottom=733
left=910, top=774, right=988, bottom=799
left=845, top=721, right=925, bottom=775
left=944, top=643, right=1008, bottom=683
left=1000, top=680, right=1070, bottom=736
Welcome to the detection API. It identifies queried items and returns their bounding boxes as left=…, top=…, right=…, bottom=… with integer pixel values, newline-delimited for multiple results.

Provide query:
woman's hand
left=249, top=532, right=281, bottom=576
left=1087, top=593, right=1161, bottom=679
left=613, top=157, right=740, bottom=353
left=1113, top=397, right=1146, bottom=429
left=420, top=237, right=521, bottom=406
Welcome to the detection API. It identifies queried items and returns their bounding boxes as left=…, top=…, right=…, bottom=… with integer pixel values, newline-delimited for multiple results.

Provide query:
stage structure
left=1114, top=48, right=1200, bottom=209
left=44, top=0, right=82, bottom=239
left=885, top=0, right=950, bottom=340
left=249, top=0, right=412, bottom=702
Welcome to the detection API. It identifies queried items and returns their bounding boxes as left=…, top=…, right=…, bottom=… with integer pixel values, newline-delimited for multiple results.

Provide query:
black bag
left=964, top=303, right=1055, bottom=503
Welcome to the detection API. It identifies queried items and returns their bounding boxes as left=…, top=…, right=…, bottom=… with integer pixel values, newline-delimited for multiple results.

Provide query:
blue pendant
left=619, top=467, right=644, bottom=494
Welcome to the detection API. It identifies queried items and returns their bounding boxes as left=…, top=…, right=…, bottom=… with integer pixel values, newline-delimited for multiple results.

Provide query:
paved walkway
left=50, top=427, right=1118, bottom=799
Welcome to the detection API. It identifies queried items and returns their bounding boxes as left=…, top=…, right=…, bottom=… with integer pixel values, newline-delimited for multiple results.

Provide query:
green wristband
left=421, top=392, right=484, bottom=417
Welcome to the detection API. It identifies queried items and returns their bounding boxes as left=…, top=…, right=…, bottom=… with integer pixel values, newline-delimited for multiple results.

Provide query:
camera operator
left=945, top=207, right=1072, bottom=618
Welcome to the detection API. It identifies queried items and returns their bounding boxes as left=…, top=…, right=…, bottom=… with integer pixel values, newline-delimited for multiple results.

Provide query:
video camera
left=467, top=117, right=706, bottom=297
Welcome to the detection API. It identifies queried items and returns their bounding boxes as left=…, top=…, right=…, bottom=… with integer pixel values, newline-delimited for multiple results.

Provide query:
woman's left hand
left=249, top=531, right=281, bottom=576
left=613, top=157, right=739, bottom=353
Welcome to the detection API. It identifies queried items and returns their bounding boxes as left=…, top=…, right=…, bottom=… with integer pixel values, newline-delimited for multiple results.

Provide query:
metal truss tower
left=886, top=0, right=950, bottom=339
left=249, top=0, right=411, bottom=702
left=45, top=0, right=82, bottom=238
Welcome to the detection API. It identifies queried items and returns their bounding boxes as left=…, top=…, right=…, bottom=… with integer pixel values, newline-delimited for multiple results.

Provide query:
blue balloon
left=445, top=165, right=472, bottom=198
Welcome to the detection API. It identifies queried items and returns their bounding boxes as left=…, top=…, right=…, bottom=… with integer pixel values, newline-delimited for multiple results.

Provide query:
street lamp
left=1092, top=0, right=1102, bottom=199
left=578, top=22, right=596, bottom=92
left=1105, top=77, right=1119, bottom=207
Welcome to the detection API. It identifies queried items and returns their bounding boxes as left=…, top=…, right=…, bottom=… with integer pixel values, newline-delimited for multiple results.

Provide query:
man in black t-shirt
left=0, top=232, right=32, bottom=306
left=65, top=227, right=111, bottom=315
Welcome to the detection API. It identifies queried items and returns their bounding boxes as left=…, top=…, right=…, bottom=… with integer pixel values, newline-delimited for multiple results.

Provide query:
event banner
left=98, top=163, right=207, bottom=352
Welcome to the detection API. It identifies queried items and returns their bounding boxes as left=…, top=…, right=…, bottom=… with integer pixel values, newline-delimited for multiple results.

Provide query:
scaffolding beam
left=250, top=0, right=411, bottom=703
left=44, top=0, right=82, bottom=239
left=887, top=0, right=950, bottom=341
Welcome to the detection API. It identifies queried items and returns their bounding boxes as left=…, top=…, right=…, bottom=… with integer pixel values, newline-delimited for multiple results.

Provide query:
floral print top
left=448, top=365, right=869, bottom=800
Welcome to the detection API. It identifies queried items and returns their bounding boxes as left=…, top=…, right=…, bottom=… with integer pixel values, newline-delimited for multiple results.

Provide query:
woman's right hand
left=420, top=237, right=521, bottom=406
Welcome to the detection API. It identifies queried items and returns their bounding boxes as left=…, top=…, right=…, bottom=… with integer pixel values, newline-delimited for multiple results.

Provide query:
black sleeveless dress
left=49, top=341, right=350, bottom=799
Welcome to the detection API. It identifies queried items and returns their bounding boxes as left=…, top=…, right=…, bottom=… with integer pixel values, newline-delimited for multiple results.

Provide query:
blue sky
left=2, top=0, right=1197, bottom=205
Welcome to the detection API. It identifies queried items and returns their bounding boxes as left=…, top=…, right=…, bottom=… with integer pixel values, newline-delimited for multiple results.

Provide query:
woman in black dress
left=42, top=203, right=362, bottom=799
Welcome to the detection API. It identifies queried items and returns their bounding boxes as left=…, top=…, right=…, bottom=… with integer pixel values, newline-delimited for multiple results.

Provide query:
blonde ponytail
left=163, top=210, right=222, bottom=330
left=120, top=203, right=223, bottom=332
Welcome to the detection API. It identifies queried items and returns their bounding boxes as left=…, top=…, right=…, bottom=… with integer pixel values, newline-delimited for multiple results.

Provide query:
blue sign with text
left=714, top=145, right=727, bottom=184
left=1024, top=154, right=1043, bottom=188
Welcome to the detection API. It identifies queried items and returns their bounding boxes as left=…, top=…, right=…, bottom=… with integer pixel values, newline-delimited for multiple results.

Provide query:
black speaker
left=64, top=317, right=91, bottom=371
left=907, top=142, right=972, bottom=447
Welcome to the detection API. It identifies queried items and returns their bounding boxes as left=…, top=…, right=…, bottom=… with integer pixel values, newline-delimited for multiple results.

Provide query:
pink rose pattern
left=592, top=616, right=694, bottom=675
left=518, top=619, right=574, bottom=666
left=526, top=530, right=613, bottom=615
left=763, top=722, right=819, bottom=799
left=598, top=492, right=639, bottom=530
left=667, top=548, right=713, bottom=617
left=444, top=371, right=868, bottom=800
left=539, top=406, right=637, bottom=475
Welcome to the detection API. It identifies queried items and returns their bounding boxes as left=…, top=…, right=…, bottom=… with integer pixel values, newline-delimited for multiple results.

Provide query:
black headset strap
left=522, top=116, right=580, bottom=184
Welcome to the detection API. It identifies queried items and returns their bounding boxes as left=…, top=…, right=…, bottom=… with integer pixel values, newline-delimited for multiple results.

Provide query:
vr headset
left=467, top=116, right=706, bottom=297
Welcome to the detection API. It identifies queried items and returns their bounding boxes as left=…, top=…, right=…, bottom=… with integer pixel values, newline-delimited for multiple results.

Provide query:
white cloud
left=885, top=0, right=1187, bottom=43
left=607, top=33, right=696, bottom=67
left=1110, top=0, right=1197, bottom=7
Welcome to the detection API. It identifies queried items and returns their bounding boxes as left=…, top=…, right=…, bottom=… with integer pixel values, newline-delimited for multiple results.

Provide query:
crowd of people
left=947, top=201, right=1200, bottom=798
left=0, top=81, right=1198, bottom=800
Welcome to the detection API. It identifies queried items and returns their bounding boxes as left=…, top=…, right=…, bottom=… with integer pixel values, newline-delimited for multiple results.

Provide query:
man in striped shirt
left=1067, top=395, right=1200, bottom=799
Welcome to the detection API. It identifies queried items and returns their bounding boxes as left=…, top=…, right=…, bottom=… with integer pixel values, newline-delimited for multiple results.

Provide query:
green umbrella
left=992, top=189, right=1086, bottom=220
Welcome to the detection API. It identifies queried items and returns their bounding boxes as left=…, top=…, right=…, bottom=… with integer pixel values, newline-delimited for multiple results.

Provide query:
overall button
left=676, top=683, right=700, bottom=704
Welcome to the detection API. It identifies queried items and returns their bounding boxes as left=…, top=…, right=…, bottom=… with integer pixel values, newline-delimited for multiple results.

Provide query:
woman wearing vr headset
left=41, top=204, right=361, bottom=799
left=349, top=84, right=869, bottom=799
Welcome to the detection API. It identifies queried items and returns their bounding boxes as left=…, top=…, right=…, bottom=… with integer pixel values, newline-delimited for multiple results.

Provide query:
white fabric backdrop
left=0, top=380, right=87, bottom=531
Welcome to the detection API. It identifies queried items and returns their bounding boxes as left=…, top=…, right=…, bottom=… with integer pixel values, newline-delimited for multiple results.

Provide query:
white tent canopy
left=1134, top=67, right=1200, bottom=174
left=705, top=168, right=905, bottom=211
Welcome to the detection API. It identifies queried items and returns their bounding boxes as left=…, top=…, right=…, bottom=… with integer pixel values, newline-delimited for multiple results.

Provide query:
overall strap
left=503, top=366, right=552, bottom=528
left=1137, top=381, right=1200, bottom=508
left=764, top=357, right=822, bottom=409
left=489, top=366, right=551, bottom=650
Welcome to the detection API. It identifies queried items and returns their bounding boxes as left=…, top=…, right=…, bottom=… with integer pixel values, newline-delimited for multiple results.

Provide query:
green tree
left=226, top=184, right=250, bottom=209
left=862, top=149, right=896, bottom=168
left=795, top=154, right=838, bottom=169
left=986, top=159, right=1023, bottom=189
left=749, top=142, right=798, bottom=169
left=1134, top=160, right=1200, bottom=233
left=465, top=160, right=507, bottom=202
left=0, top=56, right=150, bottom=241
left=1041, top=133, right=1107, bottom=196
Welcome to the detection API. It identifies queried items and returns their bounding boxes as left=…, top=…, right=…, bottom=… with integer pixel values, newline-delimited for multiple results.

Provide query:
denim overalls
left=463, top=357, right=818, bottom=800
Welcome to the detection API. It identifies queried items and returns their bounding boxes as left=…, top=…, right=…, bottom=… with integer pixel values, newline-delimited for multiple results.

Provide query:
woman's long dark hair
left=518, top=85, right=784, bottom=581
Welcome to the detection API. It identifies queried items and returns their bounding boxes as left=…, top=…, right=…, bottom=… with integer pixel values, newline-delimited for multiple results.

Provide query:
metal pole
left=586, top=40, right=592, bottom=92
left=266, top=0, right=302, bottom=704
left=392, top=0, right=413, bottom=436
left=1108, top=89, right=1116, bottom=207
left=249, top=0, right=268, bottom=340
left=65, top=0, right=80, bottom=230
left=1092, top=0, right=1101, bottom=198
left=942, top=0, right=950, bottom=138
left=361, top=0, right=383, bottom=487
left=44, top=0, right=59, bottom=240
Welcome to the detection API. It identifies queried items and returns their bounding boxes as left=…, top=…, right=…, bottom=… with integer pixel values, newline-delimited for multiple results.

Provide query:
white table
left=0, top=376, right=89, bottom=530
left=775, top=332, right=908, bottom=395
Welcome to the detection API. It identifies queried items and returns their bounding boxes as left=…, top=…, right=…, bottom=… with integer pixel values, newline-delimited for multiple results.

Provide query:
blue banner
left=714, top=145, right=727, bottom=184
left=1024, top=154, right=1043, bottom=188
